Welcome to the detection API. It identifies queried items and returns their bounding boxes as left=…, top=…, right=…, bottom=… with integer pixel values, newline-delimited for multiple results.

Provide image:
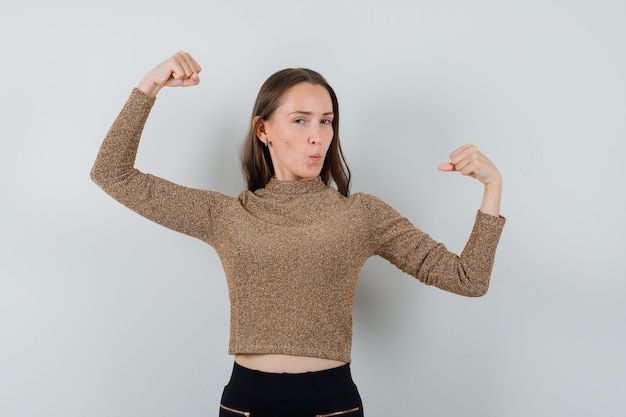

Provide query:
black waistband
left=227, top=362, right=356, bottom=399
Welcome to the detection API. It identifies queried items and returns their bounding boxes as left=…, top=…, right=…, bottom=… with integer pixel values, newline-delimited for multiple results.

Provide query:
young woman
left=91, top=51, right=505, bottom=417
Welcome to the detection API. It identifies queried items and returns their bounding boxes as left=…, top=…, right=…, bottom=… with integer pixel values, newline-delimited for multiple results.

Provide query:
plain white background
left=1, top=0, right=624, bottom=416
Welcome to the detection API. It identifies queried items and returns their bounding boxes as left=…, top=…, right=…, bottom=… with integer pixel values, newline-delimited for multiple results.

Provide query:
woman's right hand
left=138, top=51, right=202, bottom=97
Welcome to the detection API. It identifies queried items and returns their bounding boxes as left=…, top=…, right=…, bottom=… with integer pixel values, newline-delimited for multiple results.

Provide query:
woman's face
left=257, top=82, right=334, bottom=181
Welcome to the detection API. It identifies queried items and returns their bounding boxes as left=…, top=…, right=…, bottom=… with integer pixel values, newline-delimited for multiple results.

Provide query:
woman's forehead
left=277, top=83, right=333, bottom=113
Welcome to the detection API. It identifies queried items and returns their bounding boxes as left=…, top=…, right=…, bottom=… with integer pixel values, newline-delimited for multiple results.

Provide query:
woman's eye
left=294, top=119, right=305, bottom=124
left=321, top=119, right=332, bottom=125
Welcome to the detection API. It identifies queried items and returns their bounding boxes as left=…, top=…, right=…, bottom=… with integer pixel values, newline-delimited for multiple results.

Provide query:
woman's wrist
left=137, top=76, right=163, bottom=97
left=480, top=181, right=502, bottom=217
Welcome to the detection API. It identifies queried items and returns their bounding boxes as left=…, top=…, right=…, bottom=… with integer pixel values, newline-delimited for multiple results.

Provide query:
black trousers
left=219, top=362, right=364, bottom=417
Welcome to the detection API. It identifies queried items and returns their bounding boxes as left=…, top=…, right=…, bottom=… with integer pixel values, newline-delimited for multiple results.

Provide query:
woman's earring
left=264, top=139, right=268, bottom=147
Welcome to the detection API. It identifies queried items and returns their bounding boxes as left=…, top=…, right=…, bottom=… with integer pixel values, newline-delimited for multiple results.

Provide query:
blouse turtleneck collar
left=261, top=176, right=326, bottom=195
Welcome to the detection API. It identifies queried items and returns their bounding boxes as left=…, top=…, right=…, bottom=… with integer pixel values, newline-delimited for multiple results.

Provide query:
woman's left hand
left=438, top=144, right=502, bottom=216
left=438, top=143, right=502, bottom=187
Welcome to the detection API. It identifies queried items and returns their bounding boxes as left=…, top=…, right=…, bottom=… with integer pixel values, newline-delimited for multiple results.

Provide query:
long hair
left=240, top=68, right=351, bottom=196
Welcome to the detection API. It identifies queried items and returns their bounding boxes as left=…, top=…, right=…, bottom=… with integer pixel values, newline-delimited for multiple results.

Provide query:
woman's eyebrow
left=288, top=111, right=334, bottom=116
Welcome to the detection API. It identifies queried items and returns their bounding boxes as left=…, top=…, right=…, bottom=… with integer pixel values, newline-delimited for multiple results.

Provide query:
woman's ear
left=253, top=116, right=267, bottom=144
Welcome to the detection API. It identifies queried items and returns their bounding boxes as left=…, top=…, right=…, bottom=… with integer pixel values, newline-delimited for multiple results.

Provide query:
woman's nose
left=308, top=125, right=322, bottom=144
